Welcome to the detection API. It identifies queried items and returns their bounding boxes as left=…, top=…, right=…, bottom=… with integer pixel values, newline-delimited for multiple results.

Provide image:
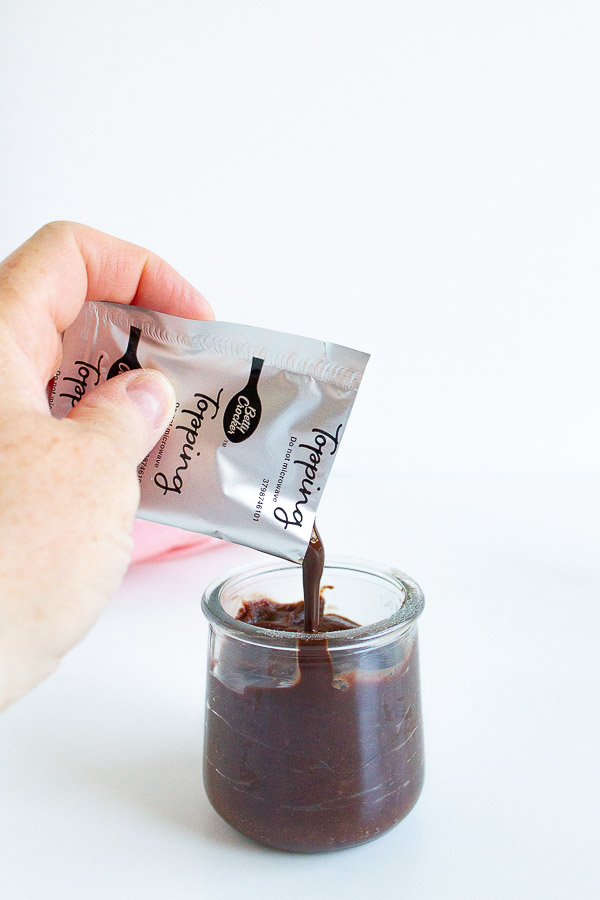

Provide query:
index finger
left=0, top=221, right=214, bottom=386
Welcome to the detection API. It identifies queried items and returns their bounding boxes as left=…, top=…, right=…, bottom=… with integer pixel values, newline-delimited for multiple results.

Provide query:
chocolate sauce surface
left=236, top=595, right=358, bottom=632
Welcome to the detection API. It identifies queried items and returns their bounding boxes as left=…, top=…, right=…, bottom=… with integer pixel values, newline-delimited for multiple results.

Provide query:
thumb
left=66, top=368, right=176, bottom=463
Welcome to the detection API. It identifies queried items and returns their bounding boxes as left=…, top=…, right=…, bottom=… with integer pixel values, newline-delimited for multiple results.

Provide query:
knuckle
left=38, top=220, right=73, bottom=238
left=35, top=220, right=82, bottom=249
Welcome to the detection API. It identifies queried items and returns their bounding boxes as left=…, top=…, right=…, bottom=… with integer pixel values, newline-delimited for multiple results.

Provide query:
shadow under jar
left=202, top=558, right=425, bottom=853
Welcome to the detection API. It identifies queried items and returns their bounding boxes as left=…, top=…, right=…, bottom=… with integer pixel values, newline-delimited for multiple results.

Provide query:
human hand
left=0, top=222, right=213, bottom=710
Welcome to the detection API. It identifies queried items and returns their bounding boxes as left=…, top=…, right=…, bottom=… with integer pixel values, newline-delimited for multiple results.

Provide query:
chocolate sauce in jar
left=236, top=595, right=358, bottom=632
left=203, top=525, right=425, bottom=852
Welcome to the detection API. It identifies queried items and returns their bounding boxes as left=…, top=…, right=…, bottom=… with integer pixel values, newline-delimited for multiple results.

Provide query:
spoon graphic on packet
left=222, top=356, right=264, bottom=443
left=107, top=325, right=143, bottom=379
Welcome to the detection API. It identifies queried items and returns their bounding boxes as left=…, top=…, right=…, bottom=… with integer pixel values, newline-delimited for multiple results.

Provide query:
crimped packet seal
left=50, top=301, right=369, bottom=563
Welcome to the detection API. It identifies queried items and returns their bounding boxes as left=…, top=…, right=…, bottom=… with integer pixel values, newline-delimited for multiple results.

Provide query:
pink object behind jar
left=130, top=519, right=223, bottom=565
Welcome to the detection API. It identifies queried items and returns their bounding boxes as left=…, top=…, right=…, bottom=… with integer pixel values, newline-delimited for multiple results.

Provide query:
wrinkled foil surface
left=50, top=301, right=369, bottom=562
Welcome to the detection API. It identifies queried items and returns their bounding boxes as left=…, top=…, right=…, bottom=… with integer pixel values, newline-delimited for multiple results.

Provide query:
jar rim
left=202, top=555, right=425, bottom=647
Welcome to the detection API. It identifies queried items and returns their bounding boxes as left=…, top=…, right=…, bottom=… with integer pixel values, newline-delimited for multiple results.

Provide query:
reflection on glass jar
left=202, top=558, right=425, bottom=853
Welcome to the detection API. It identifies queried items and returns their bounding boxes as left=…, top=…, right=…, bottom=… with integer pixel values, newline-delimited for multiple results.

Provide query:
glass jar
left=202, top=557, right=425, bottom=853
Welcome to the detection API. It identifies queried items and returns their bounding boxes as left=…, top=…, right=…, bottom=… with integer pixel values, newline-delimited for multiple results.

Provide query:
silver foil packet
left=49, top=301, right=369, bottom=563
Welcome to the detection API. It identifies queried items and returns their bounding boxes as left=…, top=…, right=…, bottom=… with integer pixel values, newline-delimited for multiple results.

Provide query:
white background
left=0, top=2, right=599, bottom=899
left=1, top=0, right=599, bottom=476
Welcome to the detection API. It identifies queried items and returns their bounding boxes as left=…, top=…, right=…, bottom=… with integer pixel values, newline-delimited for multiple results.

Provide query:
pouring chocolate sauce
left=236, top=523, right=357, bottom=633
left=302, top=525, right=326, bottom=632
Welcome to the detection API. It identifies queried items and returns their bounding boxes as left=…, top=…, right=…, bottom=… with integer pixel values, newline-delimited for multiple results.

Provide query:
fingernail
left=126, top=371, right=175, bottom=430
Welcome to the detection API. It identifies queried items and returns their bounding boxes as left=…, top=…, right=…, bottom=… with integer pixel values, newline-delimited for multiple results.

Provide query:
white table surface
left=1, top=474, right=599, bottom=900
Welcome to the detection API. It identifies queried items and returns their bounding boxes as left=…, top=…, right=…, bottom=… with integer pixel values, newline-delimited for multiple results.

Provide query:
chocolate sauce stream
left=302, top=524, right=325, bottom=633
left=237, top=521, right=358, bottom=632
